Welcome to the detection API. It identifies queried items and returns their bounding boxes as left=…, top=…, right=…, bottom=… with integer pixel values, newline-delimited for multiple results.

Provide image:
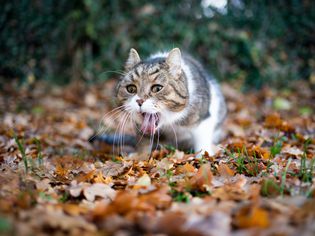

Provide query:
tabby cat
left=114, top=48, right=227, bottom=155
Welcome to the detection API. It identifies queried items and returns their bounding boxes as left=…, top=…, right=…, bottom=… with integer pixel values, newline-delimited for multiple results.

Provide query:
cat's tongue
left=141, top=113, right=156, bottom=134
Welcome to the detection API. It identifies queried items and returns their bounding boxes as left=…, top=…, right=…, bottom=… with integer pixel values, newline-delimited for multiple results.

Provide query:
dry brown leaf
left=217, top=163, right=235, bottom=177
left=156, top=158, right=174, bottom=171
left=101, top=161, right=132, bottom=177
left=264, top=113, right=295, bottom=133
left=176, top=163, right=196, bottom=174
left=211, top=185, right=248, bottom=201
left=62, top=203, right=89, bottom=216
left=189, top=164, right=213, bottom=191
left=83, top=183, right=116, bottom=202
left=134, top=174, right=151, bottom=188
left=93, top=171, right=113, bottom=184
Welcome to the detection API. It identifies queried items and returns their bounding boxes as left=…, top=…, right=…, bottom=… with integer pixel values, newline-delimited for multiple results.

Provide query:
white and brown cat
left=95, top=48, right=227, bottom=156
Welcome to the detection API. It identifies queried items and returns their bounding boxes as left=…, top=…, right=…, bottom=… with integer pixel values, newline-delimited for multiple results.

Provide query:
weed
left=166, top=169, right=173, bottom=180
left=39, top=192, right=53, bottom=202
left=170, top=189, right=190, bottom=203
left=58, top=192, right=69, bottom=203
left=164, top=144, right=176, bottom=153
left=235, top=152, right=246, bottom=174
left=280, top=158, right=292, bottom=196
left=299, top=139, right=314, bottom=183
left=261, top=178, right=281, bottom=197
left=14, top=133, right=28, bottom=173
left=34, top=138, right=43, bottom=166
left=270, top=138, right=284, bottom=157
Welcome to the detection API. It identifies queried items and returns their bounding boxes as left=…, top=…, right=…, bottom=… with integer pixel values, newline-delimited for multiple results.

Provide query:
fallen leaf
left=83, top=183, right=116, bottom=202
left=62, top=203, right=89, bottom=216
left=217, top=163, right=235, bottom=177
left=189, top=164, right=213, bottom=191
left=234, top=205, right=270, bottom=229
left=134, top=174, right=151, bottom=188
left=156, top=158, right=174, bottom=171
left=176, top=163, right=195, bottom=174
left=101, top=161, right=132, bottom=177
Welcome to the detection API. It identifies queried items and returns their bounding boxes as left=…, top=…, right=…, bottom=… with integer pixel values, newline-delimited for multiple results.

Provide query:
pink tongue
left=141, top=113, right=156, bottom=134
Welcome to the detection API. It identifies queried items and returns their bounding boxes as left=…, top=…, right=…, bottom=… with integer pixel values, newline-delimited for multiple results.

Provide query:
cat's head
left=116, top=48, right=189, bottom=134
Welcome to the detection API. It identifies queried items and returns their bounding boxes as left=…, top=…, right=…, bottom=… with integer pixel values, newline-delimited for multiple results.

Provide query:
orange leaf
left=190, top=164, right=213, bottom=191
left=55, top=164, right=68, bottom=177
left=235, top=206, right=270, bottom=229
left=217, top=163, right=235, bottom=177
left=75, top=170, right=95, bottom=183
left=93, top=171, right=113, bottom=184
left=264, top=113, right=295, bottom=133
left=62, top=203, right=89, bottom=216
left=177, top=163, right=195, bottom=174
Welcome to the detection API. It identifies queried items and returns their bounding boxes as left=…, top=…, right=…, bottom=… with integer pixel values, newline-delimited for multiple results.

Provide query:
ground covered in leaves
left=0, top=80, right=314, bottom=236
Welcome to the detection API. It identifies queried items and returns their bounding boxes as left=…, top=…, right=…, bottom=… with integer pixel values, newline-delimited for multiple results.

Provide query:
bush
left=1, top=0, right=314, bottom=88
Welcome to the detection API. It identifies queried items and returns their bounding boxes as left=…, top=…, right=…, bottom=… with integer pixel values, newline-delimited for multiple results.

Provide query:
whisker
left=149, top=114, right=155, bottom=153
left=93, top=110, right=125, bottom=139
left=119, top=112, right=131, bottom=156
left=154, top=114, right=160, bottom=152
left=99, top=70, right=127, bottom=77
left=170, top=123, right=178, bottom=150
left=112, top=112, right=129, bottom=156
left=136, top=113, right=150, bottom=146
left=90, top=105, right=126, bottom=141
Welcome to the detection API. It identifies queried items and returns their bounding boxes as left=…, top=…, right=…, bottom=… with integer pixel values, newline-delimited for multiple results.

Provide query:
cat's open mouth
left=140, top=112, right=160, bottom=134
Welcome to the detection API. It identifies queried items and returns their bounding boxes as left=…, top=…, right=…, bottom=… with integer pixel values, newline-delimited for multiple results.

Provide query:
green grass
left=261, top=178, right=281, bottom=197
left=59, top=192, right=69, bottom=203
left=299, top=138, right=314, bottom=183
left=14, top=135, right=46, bottom=174
left=227, top=147, right=260, bottom=176
left=170, top=189, right=190, bottom=203
left=13, top=133, right=28, bottom=173
left=39, top=192, right=53, bottom=202
left=280, top=158, right=292, bottom=196
left=34, top=138, right=43, bottom=166
left=270, top=136, right=286, bottom=157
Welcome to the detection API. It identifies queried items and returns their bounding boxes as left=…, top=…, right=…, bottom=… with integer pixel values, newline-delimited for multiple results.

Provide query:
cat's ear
left=125, top=48, right=141, bottom=71
left=166, top=48, right=182, bottom=77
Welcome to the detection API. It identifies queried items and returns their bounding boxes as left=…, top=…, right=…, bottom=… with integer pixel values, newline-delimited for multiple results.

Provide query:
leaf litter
left=0, top=80, right=314, bottom=236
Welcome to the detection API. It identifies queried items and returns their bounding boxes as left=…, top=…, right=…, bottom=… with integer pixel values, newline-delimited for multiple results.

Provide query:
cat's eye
left=151, top=84, right=163, bottom=93
left=126, top=85, right=137, bottom=94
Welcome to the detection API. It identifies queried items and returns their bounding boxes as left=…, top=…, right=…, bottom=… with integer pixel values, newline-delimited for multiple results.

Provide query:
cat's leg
left=192, top=80, right=226, bottom=156
left=192, top=116, right=218, bottom=156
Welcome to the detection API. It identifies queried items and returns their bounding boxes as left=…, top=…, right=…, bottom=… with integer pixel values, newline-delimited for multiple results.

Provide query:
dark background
left=1, top=0, right=314, bottom=88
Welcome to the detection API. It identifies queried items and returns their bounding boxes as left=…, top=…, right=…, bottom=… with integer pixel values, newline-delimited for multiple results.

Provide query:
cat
left=112, top=48, right=227, bottom=155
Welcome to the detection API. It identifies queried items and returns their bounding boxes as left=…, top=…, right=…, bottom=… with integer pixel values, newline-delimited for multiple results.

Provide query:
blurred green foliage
left=1, top=0, right=314, bottom=88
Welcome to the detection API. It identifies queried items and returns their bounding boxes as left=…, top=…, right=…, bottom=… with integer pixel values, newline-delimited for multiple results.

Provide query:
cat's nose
left=136, top=99, right=144, bottom=106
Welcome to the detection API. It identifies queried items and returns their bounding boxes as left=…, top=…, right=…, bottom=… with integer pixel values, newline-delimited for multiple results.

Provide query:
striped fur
left=116, top=48, right=227, bottom=155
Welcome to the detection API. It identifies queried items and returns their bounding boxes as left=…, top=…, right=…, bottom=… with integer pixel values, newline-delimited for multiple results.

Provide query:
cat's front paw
left=195, top=144, right=219, bottom=158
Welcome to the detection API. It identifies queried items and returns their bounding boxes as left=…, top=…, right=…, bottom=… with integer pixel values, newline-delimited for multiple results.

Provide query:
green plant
left=35, top=138, right=43, bottom=165
left=39, top=192, right=53, bottom=202
left=59, top=192, right=69, bottom=203
left=261, top=178, right=280, bottom=197
left=298, top=139, right=314, bottom=183
left=235, top=149, right=247, bottom=174
left=14, top=133, right=28, bottom=173
left=280, top=158, right=292, bottom=196
left=270, top=139, right=283, bottom=157
left=170, top=189, right=190, bottom=203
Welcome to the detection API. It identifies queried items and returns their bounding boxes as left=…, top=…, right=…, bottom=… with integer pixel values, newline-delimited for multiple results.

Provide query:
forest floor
left=0, top=79, right=314, bottom=236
